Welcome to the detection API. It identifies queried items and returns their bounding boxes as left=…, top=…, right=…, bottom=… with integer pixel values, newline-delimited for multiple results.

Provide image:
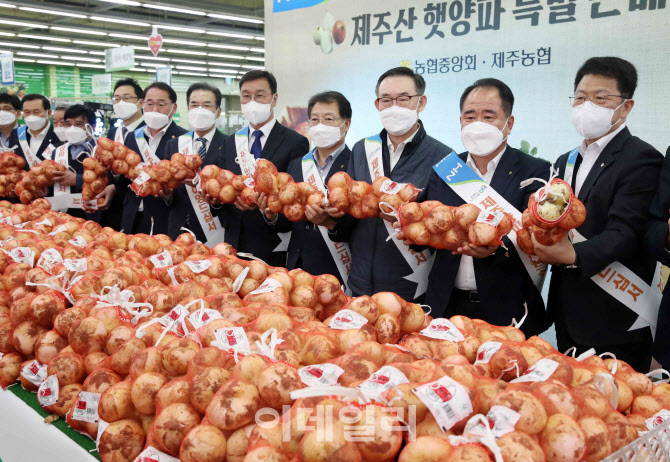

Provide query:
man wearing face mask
left=51, top=104, right=113, bottom=220
left=103, top=79, right=145, bottom=231
left=0, top=93, right=21, bottom=150
left=52, top=106, right=68, bottom=144
left=532, top=57, right=662, bottom=372
left=216, top=70, right=309, bottom=266
left=397, top=79, right=551, bottom=336
left=13, top=94, right=62, bottom=168
left=122, top=82, right=187, bottom=235
left=257, top=91, right=352, bottom=283
left=166, top=82, right=226, bottom=244
left=327, top=67, right=450, bottom=302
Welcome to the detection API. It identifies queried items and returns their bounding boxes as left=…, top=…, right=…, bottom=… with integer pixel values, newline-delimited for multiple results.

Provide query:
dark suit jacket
left=64, top=140, right=102, bottom=222
left=165, top=129, right=227, bottom=242
left=272, top=146, right=351, bottom=283
left=645, top=146, right=670, bottom=367
left=120, top=122, right=188, bottom=235
left=103, top=122, right=146, bottom=231
left=423, top=147, right=551, bottom=337
left=220, top=121, right=309, bottom=266
left=550, top=127, right=662, bottom=347
left=11, top=124, right=63, bottom=164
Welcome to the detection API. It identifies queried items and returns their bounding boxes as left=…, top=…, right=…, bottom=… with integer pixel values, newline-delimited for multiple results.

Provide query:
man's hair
left=64, top=104, right=96, bottom=127
left=53, top=105, right=68, bottom=113
left=187, top=82, right=222, bottom=108
left=114, top=78, right=144, bottom=99
left=307, top=91, right=352, bottom=120
left=239, top=70, right=277, bottom=94
left=22, top=93, right=50, bottom=110
left=574, top=57, right=638, bottom=99
left=0, top=93, right=21, bottom=111
left=375, top=67, right=426, bottom=97
left=143, top=82, right=177, bottom=103
left=459, top=78, right=515, bottom=117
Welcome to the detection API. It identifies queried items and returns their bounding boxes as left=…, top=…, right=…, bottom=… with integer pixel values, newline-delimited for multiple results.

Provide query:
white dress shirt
left=574, top=123, right=626, bottom=197
left=454, top=149, right=506, bottom=291
left=29, top=121, right=50, bottom=154
left=124, top=116, right=144, bottom=135
left=249, top=118, right=276, bottom=152
left=315, top=143, right=346, bottom=181
left=386, top=125, right=419, bottom=171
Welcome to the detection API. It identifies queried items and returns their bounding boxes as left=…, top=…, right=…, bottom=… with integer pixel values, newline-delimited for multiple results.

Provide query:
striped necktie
left=197, top=137, right=207, bottom=161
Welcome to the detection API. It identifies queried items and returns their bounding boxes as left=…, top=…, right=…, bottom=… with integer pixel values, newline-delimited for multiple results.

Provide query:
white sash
left=48, top=143, right=82, bottom=210
left=364, top=134, right=434, bottom=299
left=17, top=126, right=41, bottom=168
left=177, top=132, right=226, bottom=246
left=563, top=148, right=662, bottom=337
left=433, top=152, right=547, bottom=291
left=133, top=127, right=160, bottom=165
left=302, top=148, right=351, bottom=287
left=234, top=126, right=257, bottom=177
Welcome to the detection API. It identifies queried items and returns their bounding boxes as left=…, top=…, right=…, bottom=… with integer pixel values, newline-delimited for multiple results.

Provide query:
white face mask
left=65, top=125, right=91, bottom=146
left=308, top=122, right=344, bottom=149
left=571, top=100, right=625, bottom=140
left=24, top=115, right=47, bottom=132
left=113, top=100, right=139, bottom=120
left=144, top=106, right=173, bottom=130
left=188, top=107, right=217, bottom=131
left=0, top=111, right=15, bottom=126
left=242, top=100, right=273, bottom=126
left=461, top=119, right=509, bottom=157
left=379, top=104, right=419, bottom=136
left=53, top=126, right=67, bottom=142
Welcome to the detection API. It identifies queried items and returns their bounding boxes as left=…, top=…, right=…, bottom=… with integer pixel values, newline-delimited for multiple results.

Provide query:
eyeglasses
left=240, top=93, right=272, bottom=103
left=143, top=101, right=172, bottom=110
left=189, top=103, right=217, bottom=110
left=377, top=95, right=421, bottom=108
left=112, top=96, right=139, bottom=103
left=569, top=95, right=626, bottom=107
left=308, top=116, right=343, bottom=127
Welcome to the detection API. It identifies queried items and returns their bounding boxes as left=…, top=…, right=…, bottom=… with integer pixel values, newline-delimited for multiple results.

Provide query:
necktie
left=251, top=130, right=263, bottom=159
left=197, top=137, right=207, bottom=161
left=122, top=126, right=128, bottom=138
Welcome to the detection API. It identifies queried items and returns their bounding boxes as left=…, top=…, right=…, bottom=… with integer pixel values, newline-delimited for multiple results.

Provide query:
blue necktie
left=251, top=130, right=263, bottom=159
left=197, top=137, right=207, bottom=161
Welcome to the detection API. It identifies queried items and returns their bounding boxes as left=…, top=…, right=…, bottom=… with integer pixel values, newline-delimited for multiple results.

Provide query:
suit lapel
left=325, top=146, right=351, bottom=183
left=206, top=130, right=224, bottom=166
left=489, top=146, right=521, bottom=198
left=577, top=127, right=630, bottom=203
left=262, top=122, right=286, bottom=163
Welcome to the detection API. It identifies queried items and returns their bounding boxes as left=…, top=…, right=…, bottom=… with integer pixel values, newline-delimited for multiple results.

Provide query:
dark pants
left=555, top=319, right=652, bottom=373
left=448, top=289, right=484, bottom=320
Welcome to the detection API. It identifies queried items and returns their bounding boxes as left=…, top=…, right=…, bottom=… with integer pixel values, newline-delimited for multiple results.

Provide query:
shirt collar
left=71, top=139, right=94, bottom=159
left=251, top=117, right=276, bottom=139
left=316, top=143, right=346, bottom=168
left=30, top=121, right=50, bottom=140
left=144, top=121, right=171, bottom=141
left=195, top=126, right=216, bottom=143
left=578, top=123, right=627, bottom=158
left=386, top=124, right=420, bottom=152
left=125, top=116, right=144, bottom=132
left=466, top=147, right=505, bottom=177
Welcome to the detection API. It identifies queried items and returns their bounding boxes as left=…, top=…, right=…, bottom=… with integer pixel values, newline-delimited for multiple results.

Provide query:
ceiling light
left=77, top=63, right=107, bottom=69
left=177, top=65, right=206, bottom=71
left=73, top=40, right=121, bottom=47
left=206, top=13, right=263, bottom=24
left=98, top=0, right=141, bottom=6
left=20, top=7, right=87, bottom=18
left=178, top=71, right=207, bottom=76
left=171, top=58, right=206, bottom=64
left=242, top=64, right=264, bottom=69
left=108, top=33, right=145, bottom=40
left=37, top=60, right=75, bottom=66
left=44, top=46, right=88, bottom=54
left=207, top=62, right=239, bottom=68
left=143, top=4, right=205, bottom=16
left=90, top=16, right=150, bottom=27
left=61, top=56, right=101, bottom=62
left=245, top=57, right=265, bottom=62
left=0, top=41, right=39, bottom=49
left=155, top=25, right=205, bottom=34
left=140, top=62, right=163, bottom=67
left=14, top=58, right=35, bottom=63
left=208, top=69, right=237, bottom=75
left=250, top=47, right=264, bottom=53
left=0, top=19, right=48, bottom=28
left=51, top=27, right=108, bottom=36
left=255, top=37, right=265, bottom=41
left=18, top=34, right=71, bottom=43
left=134, top=55, right=170, bottom=61
left=166, top=48, right=206, bottom=56
left=207, top=43, right=249, bottom=51
left=163, top=38, right=207, bottom=47
left=88, top=51, right=107, bottom=55
left=0, top=3, right=15, bottom=8
left=17, top=52, right=60, bottom=59
left=207, top=53, right=244, bottom=60
left=206, top=31, right=255, bottom=40
left=0, top=32, right=14, bottom=37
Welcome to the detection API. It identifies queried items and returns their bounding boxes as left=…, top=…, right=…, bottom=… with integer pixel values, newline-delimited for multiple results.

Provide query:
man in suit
left=217, top=70, right=309, bottom=266
left=52, top=106, right=68, bottom=143
left=122, top=82, right=187, bottom=235
left=532, top=57, right=663, bottom=371
left=13, top=94, right=62, bottom=166
left=166, top=82, right=226, bottom=244
left=645, top=149, right=670, bottom=369
left=399, top=79, right=550, bottom=337
left=258, top=91, right=352, bottom=284
left=327, top=67, right=451, bottom=303
left=104, top=78, right=145, bottom=231
left=0, top=93, right=21, bottom=149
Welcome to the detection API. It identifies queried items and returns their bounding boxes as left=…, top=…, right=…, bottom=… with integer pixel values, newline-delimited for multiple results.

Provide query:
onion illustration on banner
left=148, top=26, right=163, bottom=57
left=313, top=11, right=346, bottom=54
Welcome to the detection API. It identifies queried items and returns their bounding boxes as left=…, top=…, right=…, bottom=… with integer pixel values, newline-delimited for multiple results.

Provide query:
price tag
left=37, top=248, right=63, bottom=273
left=328, top=309, right=368, bottom=330
left=37, top=375, right=59, bottom=406
left=133, top=446, right=180, bottom=462
left=476, top=211, right=504, bottom=227
left=413, top=376, right=473, bottom=432
left=469, top=406, right=521, bottom=439
left=134, top=171, right=151, bottom=186
left=298, top=364, right=345, bottom=387
left=188, top=309, right=222, bottom=329
left=357, top=365, right=409, bottom=401
left=63, top=258, right=87, bottom=272
left=249, top=277, right=282, bottom=295
left=184, top=259, right=212, bottom=274
left=474, top=341, right=503, bottom=365
left=83, top=200, right=98, bottom=211
left=420, top=318, right=465, bottom=342
left=149, top=251, right=173, bottom=268
left=645, top=410, right=670, bottom=430
left=379, top=179, right=406, bottom=195
left=71, top=391, right=101, bottom=423
left=21, top=360, right=47, bottom=386
left=511, top=358, right=559, bottom=383
left=212, top=327, right=251, bottom=353
left=68, top=235, right=87, bottom=247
